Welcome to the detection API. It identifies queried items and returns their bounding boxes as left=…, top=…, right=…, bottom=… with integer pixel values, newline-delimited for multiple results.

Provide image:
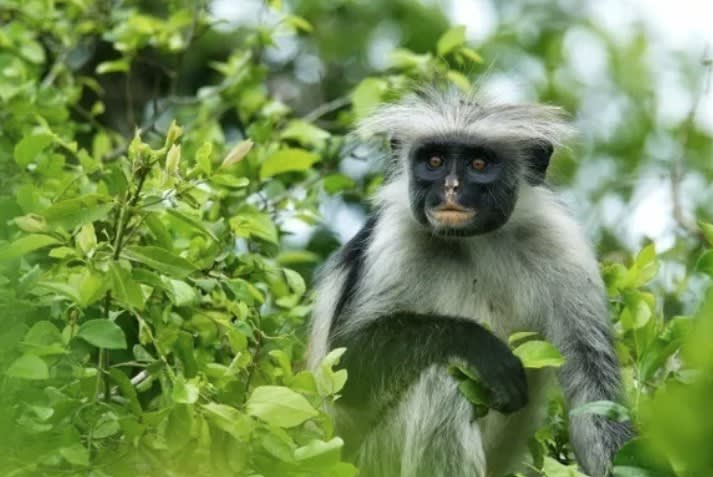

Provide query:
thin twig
left=302, top=95, right=351, bottom=123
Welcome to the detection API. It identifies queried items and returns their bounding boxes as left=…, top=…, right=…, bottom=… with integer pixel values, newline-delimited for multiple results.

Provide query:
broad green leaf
left=14, top=133, right=54, bottom=166
left=221, top=138, right=253, bottom=168
left=93, top=412, right=121, bottom=439
left=230, top=211, right=278, bottom=244
left=281, top=120, right=330, bottom=148
left=698, top=221, right=713, bottom=247
left=460, top=46, right=483, bottom=63
left=352, top=77, right=388, bottom=119
left=109, top=369, right=142, bottom=415
left=246, top=385, right=318, bottom=428
left=109, top=262, right=145, bottom=310
left=259, top=148, right=319, bottom=179
left=0, top=234, right=58, bottom=261
left=570, top=400, right=631, bottom=422
left=96, top=58, right=130, bottom=74
left=42, top=195, right=112, bottom=230
left=59, top=444, right=90, bottom=467
left=22, top=321, right=65, bottom=356
left=202, top=403, right=254, bottom=439
left=294, top=438, right=344, bottom=470
left=195, top=141, right=213, bottom=174
left=542, top=456, right=588, bottom=477
left=14, top=213, right=48, bottom=233
left=77, top=319, right=127, bottom=349
left=508, top=331, right=539, bottom=346
left=322, top=174, right=355, bottom=194
left=75, top=223, right=97, bottom=256
left=7, top=354, right=49, bottom=380
left=284, top=268, right=306, bottom=296
left=210, top=174, right=250, bottom=188
left=225, top=278, right=265, bottom=305
left=314, top=348, right=348, bottom=397
left=36, top=280, right=81, bottom=303
left=77, top=269, right=108, bottom=307
left=512, top=340, right=565, bottom=368
left=612, top=438, right=676, bottom=477
left=285, top=14, right=313, bottom=32
left=696, top=250, right=713, bottom=277
left=172, top=375, right=200, bottom=404
left=447, top=70, right=470, bottom=91
left=458, top=379, right=491, bottom=418
left=166, top=208, right=219, bottom=241
left=163, top=278, right=196, bottom=307
left=123, top=245, right=198, bottom=278
left=437, top=25, right=466, bottom=56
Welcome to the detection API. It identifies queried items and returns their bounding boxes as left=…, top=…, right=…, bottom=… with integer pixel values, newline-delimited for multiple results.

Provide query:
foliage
left=0, top=0, right=711, bottom=476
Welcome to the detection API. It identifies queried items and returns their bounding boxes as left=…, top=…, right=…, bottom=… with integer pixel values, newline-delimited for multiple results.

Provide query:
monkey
left=307, top=87, right=632, bottom=477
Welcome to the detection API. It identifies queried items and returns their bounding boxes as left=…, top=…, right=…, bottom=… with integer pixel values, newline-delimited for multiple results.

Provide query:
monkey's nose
left=445, top=175, right=459, bottom=192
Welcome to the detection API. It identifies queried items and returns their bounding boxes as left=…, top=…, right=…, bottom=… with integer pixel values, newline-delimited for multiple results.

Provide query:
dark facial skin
left=408, top=137, right=538, bottom=236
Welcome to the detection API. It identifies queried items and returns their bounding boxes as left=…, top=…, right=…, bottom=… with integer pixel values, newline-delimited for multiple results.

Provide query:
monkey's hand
left=459, top=330, right=529, bottom=414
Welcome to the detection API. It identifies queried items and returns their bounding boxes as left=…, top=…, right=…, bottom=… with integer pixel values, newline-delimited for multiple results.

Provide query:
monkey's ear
left=525, top=142, right=554, bottom=185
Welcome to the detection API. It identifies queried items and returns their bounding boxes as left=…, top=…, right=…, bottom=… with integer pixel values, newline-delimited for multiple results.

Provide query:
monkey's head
left=360, top=87, right=571, bottom=237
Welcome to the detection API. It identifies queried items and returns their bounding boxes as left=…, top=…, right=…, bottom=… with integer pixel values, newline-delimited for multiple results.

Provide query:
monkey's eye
left=471, top=158, right=487, bottom=171
left=427, top=156, right=444, bottom=169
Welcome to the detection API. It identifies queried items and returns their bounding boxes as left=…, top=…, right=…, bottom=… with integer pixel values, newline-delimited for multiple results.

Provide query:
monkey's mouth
left=426, top=204, right=477, bottom=227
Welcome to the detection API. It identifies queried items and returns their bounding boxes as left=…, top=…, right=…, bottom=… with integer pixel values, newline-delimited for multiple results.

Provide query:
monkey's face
left=408, top=138, right=521, bottom=236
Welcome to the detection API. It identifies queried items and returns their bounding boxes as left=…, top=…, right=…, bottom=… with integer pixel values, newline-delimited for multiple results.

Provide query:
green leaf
left=96, top=58, right=130, bottom=74
left=294, top=438, right=344, bottom=470
left=314, top=348, right=348, bottom=397
left=14, top=133, right=54, bottom=166
left=512, top=340, right=565, bottom=368
left=352, top=77, right=388, bottom=119
left=35, top=280, right=82, bottom=303
left=75, top=223, right=97, bottom=256
left=322, top=174, right=355, bottom=194
left=260, top=148, right=320, bottom=179
left=0, top=234, right=59, bottom=261
left=221, top=138, right=253, bottom=168
left=246, top=385, right=318, bottom=428
left=210, top=174, right=250, bottom=188
left=42, top=194, right=112, bottom=230
left=281, top=120, right=330, bottom=148
left=109, top=262, right=145, bottom=310
left=285, top=14, right=313, bottom=33
left=7, top=354, right=49, bottom=380
left=166, top=208, right=219, bottom=241
left=22, top=321, right=65, bottom=356
left=696, top=250, right=713, bottom=277
left=163, top=278, right=197, bottom=307
left=437, top=25, right=466, bottom=56
left=612, top=438, right=676, bottom=477
left=202, top=403, right=254, bottom=439
left=230, top=211, right=279, bottom=244
left=570, top=400, right=631, bottom=422
left=122, top=245, right=198, bottom=278
left=542, top=456, right=588, bottom=477
left=698, top=221, right=713, bottom=247
left=172, top=375, right=200, bottom=404
left=59, top=444, right=90, bottom=467
left=108, top=369, right=142, bottom=415
left=446, top=70, right=470, bottom=91
left=508, top=331, right=539, bottom=346
left=457, top=378, right=491, bottom=418
left=77, top=319, right=127, bottom=349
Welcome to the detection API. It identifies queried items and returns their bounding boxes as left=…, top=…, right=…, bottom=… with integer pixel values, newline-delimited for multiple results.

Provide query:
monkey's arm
left=330, top=312, right=528, bottom=414
left=549, top=280, right=634, bottom=477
